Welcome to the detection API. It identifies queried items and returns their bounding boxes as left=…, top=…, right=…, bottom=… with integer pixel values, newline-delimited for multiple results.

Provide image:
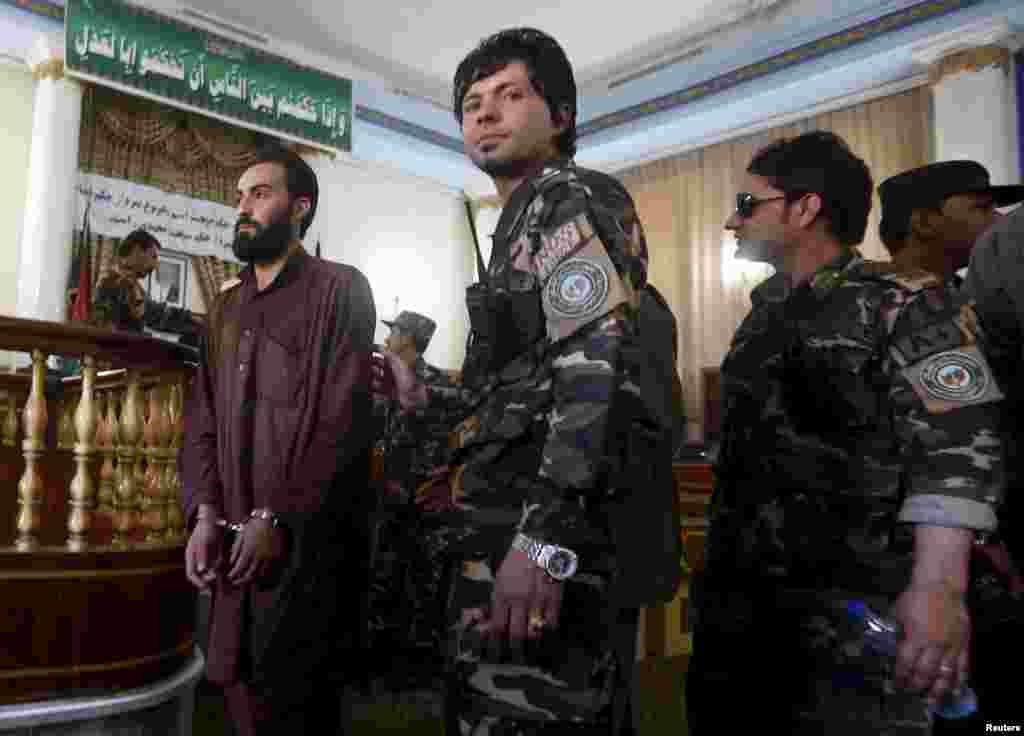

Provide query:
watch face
left=545, top=548, right=578, bottom=580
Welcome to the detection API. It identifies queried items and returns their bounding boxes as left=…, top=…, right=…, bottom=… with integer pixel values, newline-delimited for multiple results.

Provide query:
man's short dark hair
left=250, top=143, right=319, bottom=237
left=453, top=28, right=577, bottom=157
left=748, top=131, right=873, bottom=247
left=117, top=229, right=160, bottom=258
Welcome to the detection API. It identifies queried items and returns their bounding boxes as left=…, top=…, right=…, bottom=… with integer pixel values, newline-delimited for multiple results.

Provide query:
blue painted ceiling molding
left=576, top=0, right=985, bottom=139
left=0, top=0, right=62, bottom=21
left=354, top=106, right=463, bottom=154
left=3, top=0, right=995, bottom=159
left=357, top=0, right=992, bottom=154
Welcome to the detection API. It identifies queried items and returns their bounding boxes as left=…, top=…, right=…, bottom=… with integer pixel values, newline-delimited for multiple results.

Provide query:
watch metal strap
left=249, top=508, right=280, bottom=527
left=512, top=532, right=545, bottom=564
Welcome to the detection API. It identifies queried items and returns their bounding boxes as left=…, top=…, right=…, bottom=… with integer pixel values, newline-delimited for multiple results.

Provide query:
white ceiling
left=22, top=0, right=1019, bottom=194
left=167, top=0, right=800, bottom=107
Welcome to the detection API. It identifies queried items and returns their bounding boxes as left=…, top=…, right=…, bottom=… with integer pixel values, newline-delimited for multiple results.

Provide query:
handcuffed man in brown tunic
left=182, top=143, right=376, bottom=735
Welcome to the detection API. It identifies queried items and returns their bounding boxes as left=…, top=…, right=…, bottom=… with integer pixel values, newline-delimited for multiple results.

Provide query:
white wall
left=0, top=63, right=35, bottom=316
left=472, top=203, right=502, bottom=278
left=306, top=154, right=477, bottom=371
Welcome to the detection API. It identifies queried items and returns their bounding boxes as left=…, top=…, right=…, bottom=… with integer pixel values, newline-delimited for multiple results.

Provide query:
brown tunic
left=182, top=248, right=376, bottom=688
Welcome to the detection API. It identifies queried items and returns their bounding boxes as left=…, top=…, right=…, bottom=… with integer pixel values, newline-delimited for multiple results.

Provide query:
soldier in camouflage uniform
left=879, top=163, right=1024, bottom=732
left=379, top=310, right=457, bottom=499
left=368, top=310, right=466, bottom=668
left=686, top=132, right=1005, bottom=735
left=376, top=28, right=680, bottom=735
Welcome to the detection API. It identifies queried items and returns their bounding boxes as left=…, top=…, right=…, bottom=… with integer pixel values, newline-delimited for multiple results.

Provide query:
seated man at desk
left=92, top=228, right=199, bottom=342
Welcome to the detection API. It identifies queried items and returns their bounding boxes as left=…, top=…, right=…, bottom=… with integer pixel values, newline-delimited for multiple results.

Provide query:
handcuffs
left=199, top=509, right=282, bottom=532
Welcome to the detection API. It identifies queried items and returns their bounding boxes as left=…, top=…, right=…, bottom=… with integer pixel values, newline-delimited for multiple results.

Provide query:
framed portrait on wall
left=147, top=249, right=189, bottom=310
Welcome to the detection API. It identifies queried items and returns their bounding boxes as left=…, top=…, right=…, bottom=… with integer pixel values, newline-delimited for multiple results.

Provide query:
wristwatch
left=512, top=532, right=579, bottom=581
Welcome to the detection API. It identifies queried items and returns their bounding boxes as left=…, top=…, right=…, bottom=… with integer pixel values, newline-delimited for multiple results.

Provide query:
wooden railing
left=0, top=316, right=197, bottom=704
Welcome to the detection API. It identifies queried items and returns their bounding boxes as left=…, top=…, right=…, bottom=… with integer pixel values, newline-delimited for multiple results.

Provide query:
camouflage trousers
left=367, top=506, right=476, bottom=658
left=686, top=588, right=932, bottom=735
left=445, top=533, right=622, bottom=736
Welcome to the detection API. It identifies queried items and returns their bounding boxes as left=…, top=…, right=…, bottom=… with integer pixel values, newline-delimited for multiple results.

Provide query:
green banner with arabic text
left=65, top=0, right=351, bottom=151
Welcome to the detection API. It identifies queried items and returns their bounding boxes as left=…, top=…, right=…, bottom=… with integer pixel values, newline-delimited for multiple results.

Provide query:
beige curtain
left=618, top=86, right=933, bottom=433
left=78, top=84, right=265, bottom=205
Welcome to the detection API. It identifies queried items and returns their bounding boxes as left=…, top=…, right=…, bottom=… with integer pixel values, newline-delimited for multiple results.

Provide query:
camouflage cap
left=383, top=310, right=437, bottom=349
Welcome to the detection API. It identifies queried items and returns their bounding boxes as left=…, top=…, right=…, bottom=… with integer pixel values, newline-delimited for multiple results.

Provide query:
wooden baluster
left=93, top=391, right=107, bottom=458
left=66, top=394, right=81, bottom=450
left=100, top=392, right=121, bottom=518
left=95, top=393, right=111, bottom=514
left=138, top=387, right=156, bottom=540
left=133, top=385, right=148, bottom=544
left=67, top=355, right=99, bottom=551
left=56, top=398, right=70, bottom=450
left=165, top=383, right=184, bottom=541
left=16, top=350, right=48, bottom=551
left=1, top=393, right=15, bottom=447
left=142, top=386, right=171, bottom=542
left=6, top=394, right=19, bottom=447
left=113, top=372, right=142, bottom=547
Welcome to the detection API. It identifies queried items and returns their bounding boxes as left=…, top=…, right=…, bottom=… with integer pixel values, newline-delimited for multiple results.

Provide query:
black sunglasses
left=736, top=192, right=787, bottom=219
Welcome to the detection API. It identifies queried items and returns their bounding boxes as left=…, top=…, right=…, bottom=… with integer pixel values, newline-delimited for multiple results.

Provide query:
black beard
left=472, top=151, right=535, bottom=180
left=735, top=238, right=784, bottom=267
left=232, top=221, right=293, bottom=264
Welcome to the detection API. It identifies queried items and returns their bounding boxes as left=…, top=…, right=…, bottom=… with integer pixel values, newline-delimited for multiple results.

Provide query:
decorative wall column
left=914, top=18, right=1022, bottom=184
left=16, top=32, right=83, bottom=324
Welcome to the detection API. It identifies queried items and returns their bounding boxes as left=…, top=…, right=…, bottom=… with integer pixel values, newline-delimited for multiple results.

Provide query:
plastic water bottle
left=846, top=599, right=977, bottom=719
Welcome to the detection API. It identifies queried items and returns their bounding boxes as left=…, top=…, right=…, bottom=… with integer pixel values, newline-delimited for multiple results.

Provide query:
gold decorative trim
left=930, top=45, right=1011, bottom=84
left=0, top=561, right=183, bottom=581
left=0, top=639, right=193, bottom=679
left=32, top=58, right=64, bottom=81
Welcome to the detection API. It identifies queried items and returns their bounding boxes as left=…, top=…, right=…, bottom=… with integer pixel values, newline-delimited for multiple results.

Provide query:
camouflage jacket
left=706, top=252, right=1004, bottom=597
left=422, top=162, right=666, bottom=555
left=381, top=356, right=462, bottom=491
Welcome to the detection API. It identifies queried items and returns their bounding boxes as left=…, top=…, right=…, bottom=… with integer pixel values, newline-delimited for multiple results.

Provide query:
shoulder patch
left=219, top=277, right=242, bottom=293
left=901, top=345, right=1004, bottom=413
left=542, top=238, right=628, bottom=342
left=530, top=214, right=596, bottom=283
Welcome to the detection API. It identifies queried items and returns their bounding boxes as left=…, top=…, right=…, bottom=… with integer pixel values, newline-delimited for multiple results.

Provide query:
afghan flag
left=70, top=202, right=92, bottom=323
